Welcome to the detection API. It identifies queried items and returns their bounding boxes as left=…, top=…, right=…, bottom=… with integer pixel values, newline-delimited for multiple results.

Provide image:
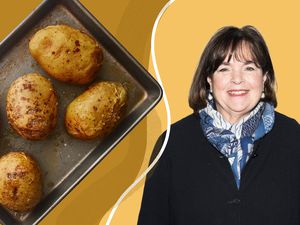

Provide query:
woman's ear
left=207, top=76, right=212, bottom=86
left=263, top=72, right=268, bottom=84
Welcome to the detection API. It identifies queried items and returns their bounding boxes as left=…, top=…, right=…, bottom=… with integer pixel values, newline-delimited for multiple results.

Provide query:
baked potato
left=0, top=152, right=42, bottom=212
left=6, top=73, right=58, bottom=140
left=65, top=81, right=127, bottom=139
left=29, top=24, right=103, bottom=85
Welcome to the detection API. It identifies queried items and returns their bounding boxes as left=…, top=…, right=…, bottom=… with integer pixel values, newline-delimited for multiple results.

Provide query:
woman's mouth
left=227, top=89, right=249, bottom=96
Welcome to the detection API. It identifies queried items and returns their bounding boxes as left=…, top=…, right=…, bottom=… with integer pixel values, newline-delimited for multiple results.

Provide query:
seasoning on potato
left=6, top=73, right=58, bottom=140
left=29, top=24, right=103, bottom=85
left=0, top=152, right=42, bottom=212
left=65, top=81, right=127, bottom=140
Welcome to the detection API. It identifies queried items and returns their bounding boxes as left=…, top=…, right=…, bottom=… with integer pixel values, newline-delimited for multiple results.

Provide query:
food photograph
left=0, top=0, right=164, bottom=224
left=1, top=0, right=300, bottom=225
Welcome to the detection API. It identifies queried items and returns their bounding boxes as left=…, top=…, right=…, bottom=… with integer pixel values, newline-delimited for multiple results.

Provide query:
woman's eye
left=245, top=66, right=255, bottom=71
left=218, top=68, right=229, bottom=72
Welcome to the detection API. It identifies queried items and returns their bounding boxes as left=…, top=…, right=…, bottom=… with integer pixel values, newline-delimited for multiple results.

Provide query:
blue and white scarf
left=199, top=100, right=275, bottom=188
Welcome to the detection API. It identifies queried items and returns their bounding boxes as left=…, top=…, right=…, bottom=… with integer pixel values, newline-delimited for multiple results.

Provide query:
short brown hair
left=189, top=25, right=277, bottom=112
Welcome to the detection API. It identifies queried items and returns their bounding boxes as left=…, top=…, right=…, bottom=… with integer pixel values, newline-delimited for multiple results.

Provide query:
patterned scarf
left=199, top=100, right=275, bottom=188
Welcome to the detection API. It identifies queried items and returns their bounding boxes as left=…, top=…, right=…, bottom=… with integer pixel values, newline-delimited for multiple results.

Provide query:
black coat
left=138, top=112, right=300, bottom=225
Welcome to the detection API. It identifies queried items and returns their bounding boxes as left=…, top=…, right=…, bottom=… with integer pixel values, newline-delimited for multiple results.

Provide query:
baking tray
left=0, top=0, right=162, bottom=224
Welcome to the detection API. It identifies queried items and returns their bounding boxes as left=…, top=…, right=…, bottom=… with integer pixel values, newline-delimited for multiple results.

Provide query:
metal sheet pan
left=0, top=0, right=162, bottom=224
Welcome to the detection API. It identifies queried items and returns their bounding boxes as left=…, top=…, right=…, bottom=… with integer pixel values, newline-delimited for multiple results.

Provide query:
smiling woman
left=209, top=56, right=266, bottom=124
left=209, top=54, right=267, bottom=124
left=138, top=25, right=300, bottom=225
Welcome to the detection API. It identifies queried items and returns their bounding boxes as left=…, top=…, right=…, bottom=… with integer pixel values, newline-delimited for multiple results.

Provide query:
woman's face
left=207, top=49, right=266, bottom=124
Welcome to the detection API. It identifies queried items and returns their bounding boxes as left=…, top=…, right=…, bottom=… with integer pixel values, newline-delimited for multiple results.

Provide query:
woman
left=138, top=26, right=300, bottom=225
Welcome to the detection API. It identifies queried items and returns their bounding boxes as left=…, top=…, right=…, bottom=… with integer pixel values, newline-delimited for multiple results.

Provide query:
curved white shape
left=104, top=0, right=174, bottom=224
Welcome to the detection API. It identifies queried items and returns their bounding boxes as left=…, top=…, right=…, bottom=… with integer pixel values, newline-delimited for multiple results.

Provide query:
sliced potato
left=29, top=24, right=103, bottom=85
left=0, top=152, right=42, bottom=212
left=6, top=73, right=58, bottom=140
left=65, top=81, right=127, bottom=139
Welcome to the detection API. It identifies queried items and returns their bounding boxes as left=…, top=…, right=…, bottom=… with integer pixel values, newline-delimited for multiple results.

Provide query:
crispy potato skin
left=6, top=73, right=58, bottom=140
left=65, top=81, right=127, bottom=139
left=29, top=25, right=103, bottom=85
left=0, top=152, right=42, bottom=212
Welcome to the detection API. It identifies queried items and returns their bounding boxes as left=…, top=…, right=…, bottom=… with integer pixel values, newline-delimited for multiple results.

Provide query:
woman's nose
left=231, top=69, right=244, bottom=84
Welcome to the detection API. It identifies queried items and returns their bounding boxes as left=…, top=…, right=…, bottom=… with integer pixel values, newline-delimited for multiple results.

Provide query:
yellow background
left=1, top=0, right=299, bottom=225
